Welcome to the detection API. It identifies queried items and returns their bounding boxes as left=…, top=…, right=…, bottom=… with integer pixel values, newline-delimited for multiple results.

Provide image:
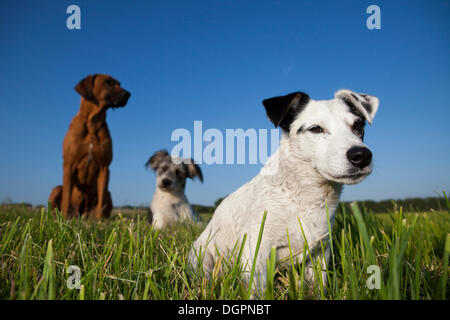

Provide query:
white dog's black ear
left=146, top=149, right=169, bottom=170
left=335, top=90, right=379, bottom=125
left=183, top=160, right=203, bottom=182
left=262, top=92, right=310, bottom=131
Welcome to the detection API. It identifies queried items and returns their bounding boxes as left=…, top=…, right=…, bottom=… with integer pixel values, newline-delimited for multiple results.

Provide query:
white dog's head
left=263, top=89, right=379, bottom=185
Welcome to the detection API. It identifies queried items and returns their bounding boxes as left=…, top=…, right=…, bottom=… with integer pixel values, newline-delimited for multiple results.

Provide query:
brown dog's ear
left=262, top=92, right=310, bottom=131
left=184, top=160, right=203, bottom=182
left=75, top=74, right=98, bottom=103
left=145, top=150, right=169, bottom=170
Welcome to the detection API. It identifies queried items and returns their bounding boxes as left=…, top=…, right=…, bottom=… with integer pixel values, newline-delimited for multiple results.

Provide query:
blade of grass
left=246, top=210, right=268, bottom=299
left=439, top=233, right=450, bottom=299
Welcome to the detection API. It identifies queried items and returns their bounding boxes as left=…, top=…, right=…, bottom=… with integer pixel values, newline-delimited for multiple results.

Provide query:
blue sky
left=0, top=0, right=449, bottom=206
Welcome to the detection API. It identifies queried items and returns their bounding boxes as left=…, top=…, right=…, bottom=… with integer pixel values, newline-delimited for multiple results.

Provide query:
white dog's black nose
left=162, top=179, right=172, bottom=187
left=347, top=146, right=372, bottom=168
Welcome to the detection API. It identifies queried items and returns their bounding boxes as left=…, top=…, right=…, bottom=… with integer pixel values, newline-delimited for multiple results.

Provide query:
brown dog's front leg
left=61, top=165, right=73, bottom=218
left=93, top=167, right=110, bottom=219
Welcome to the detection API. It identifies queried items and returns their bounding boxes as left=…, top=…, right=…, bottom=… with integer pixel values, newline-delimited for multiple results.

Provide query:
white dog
left=189, top=89, right=379, bottom=295
left=146, top=150, right=203, bottom=230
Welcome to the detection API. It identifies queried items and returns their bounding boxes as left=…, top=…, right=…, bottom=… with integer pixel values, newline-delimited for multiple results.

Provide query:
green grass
left=0, top=200, right=448, bottom=300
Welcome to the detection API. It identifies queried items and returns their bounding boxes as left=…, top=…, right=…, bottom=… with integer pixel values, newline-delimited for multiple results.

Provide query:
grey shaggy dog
left=146, top=150, right=203, bottom=230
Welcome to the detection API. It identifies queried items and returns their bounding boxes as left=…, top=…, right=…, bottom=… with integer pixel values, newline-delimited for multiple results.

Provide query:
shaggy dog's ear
left=146, top=150, right=169, bottom=170
left=262, top=92, right=310, bottom=131
left=183, top=160, right=203, bottom=182
left=75, top=74, right=98, bottom=103
left=335, top=89, right=379, bottom=125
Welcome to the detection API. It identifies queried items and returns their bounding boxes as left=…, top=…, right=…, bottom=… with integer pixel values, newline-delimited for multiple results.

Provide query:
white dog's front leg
left=240, top=245, right=271, bottom=299
left=188, top=240, right=215, bottom=279
left=303, top=244, right=331, bottom=293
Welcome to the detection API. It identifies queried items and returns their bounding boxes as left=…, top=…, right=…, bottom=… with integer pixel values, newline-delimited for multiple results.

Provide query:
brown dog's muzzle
left=110, top=89, right=131, bottom=109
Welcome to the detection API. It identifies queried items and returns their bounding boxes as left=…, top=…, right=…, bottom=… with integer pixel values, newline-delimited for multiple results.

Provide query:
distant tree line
left=191, top=204, right=215, bottom=215
left=199, top=196, right=449, bottom=215
left=338, top=196, right=449, bottom=214
left=1, top=195, right=448, bottom=214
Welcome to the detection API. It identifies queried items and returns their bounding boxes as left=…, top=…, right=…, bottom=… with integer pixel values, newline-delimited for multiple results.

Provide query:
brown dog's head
left=75, top=74, right=131, bottom=109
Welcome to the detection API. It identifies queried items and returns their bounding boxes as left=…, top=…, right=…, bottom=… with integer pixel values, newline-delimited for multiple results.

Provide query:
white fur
left=150, top=187, right=194, bottom=230
left=189, top=90, right=379, bottom=296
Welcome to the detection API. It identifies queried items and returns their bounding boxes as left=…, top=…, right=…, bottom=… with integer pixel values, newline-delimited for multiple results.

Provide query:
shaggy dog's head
left=146, top=150, right=203, bottom=194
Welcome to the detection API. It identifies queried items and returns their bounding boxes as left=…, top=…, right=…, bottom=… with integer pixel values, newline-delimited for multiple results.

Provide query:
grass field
left=0, top=200, right=448, bottom=300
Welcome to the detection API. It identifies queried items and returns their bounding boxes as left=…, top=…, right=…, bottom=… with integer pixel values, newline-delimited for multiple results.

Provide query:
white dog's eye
left=308, top=125, right=324, bottom=134
left=352, top=120, right=365, bottom=136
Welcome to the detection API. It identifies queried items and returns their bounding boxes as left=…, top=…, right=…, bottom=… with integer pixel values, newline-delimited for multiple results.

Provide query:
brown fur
left=49, top=74, right=130, bottom=218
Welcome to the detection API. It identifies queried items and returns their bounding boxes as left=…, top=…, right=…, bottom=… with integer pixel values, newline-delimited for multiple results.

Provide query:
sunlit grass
left=0, top=196, right=448, bottom=300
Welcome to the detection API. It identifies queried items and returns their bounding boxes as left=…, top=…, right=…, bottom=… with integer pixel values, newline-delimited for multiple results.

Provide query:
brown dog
left=49, top=74, right=130, bottom=218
